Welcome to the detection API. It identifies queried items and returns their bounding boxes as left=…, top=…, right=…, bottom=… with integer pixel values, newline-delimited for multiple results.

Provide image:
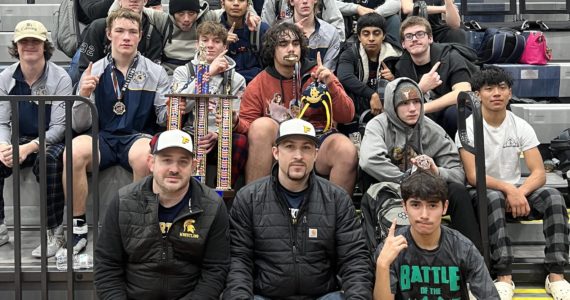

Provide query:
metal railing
left=457, top=91, right=490, bottom=268
left=0, top=95, right=99, bottom=300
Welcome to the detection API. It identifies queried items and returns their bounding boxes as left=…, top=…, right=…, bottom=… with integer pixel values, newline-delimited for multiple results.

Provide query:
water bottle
left=55, top=249, right=93, bottom=271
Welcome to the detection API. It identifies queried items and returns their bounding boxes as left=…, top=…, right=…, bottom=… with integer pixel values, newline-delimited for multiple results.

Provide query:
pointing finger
left=85, top=62, right=93, bottom=76
left=429, top=61, right=441, bottom=74
left=228, top=22, right=236, bottom=34
left=388, top=218, right=397, bottom=237
left=316, top=52, right=323, bottom=67
left=217, top=49, right=228, bottom=59
left=381, top=61, right=389, bottom=70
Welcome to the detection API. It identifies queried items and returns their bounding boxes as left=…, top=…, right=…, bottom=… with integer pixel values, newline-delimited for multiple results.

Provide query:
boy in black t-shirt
left=394, top=16, right=473, bottom=138
left=374, top=170, right=499, bottom=300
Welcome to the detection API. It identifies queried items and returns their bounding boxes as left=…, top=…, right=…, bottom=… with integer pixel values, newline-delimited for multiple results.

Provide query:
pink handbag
left=519, top=31, right=553, bottom=65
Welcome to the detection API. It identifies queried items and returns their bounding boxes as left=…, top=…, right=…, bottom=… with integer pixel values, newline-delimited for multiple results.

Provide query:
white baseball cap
left=150, top=129, right=194, bottom=155
left=275, top=119, right=319, bottom=146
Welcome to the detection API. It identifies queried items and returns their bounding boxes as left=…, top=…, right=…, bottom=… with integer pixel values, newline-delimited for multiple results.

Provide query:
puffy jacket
left=94, top=176, right=230, bottom=300
left=223, top=167, right=373, bottom=299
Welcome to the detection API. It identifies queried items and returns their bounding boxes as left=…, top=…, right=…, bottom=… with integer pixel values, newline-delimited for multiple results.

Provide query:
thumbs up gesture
left=79, top=62, right=99, bottom=98
left=418, top=61, right=442, bottom=93
left=377, top=219, right=408, bottom=268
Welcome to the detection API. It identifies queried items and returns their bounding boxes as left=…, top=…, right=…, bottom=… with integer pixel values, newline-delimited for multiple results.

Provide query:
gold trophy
left=165, top=43, right=236, bottom=195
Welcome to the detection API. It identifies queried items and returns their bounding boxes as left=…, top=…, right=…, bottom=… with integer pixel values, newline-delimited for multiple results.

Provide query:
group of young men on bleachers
left=0, top=0, right=568, bottom=298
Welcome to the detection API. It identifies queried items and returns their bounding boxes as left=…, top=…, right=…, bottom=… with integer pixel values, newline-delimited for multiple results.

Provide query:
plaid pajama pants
left=0, top=137, right=65, bottom=229
left=476, top=187, right=569, bottom=275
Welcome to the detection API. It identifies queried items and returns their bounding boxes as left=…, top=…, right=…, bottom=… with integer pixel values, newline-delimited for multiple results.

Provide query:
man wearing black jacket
left=394, top=16, right=474, bottom=138
left=224, top=119, right=373, bottom=299
left=94, top=129, right=230, bottom=300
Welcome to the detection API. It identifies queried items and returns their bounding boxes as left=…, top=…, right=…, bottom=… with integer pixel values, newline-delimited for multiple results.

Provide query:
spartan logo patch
left=179, top=219, right=199, bottom=239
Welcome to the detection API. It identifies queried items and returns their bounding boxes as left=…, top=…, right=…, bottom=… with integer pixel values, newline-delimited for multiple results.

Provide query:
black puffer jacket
left=223, top=167, right=373, bottom=299
left=94, top=176, right=230, bottom=300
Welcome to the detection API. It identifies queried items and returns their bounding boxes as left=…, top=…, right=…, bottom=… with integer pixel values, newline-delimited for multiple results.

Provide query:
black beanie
left=169, top=0, right=201, bottom=15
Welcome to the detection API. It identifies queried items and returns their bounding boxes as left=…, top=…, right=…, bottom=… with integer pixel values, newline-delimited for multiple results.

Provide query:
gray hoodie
left=359, top=77, right=465, bottom=184
left=172, top=54, right=245, bottom=133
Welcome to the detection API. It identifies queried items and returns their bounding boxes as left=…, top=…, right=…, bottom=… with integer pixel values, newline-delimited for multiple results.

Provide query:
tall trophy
left=165, top=43, right=237, bottom=197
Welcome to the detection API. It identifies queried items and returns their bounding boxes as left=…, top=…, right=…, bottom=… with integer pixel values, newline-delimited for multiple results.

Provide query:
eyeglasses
left=403, top=31, right=428, bottom=41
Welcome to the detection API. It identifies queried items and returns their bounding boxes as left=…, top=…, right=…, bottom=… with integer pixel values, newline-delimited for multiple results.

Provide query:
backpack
left=446, top=43, right=481, bottom=75
left=53, top=0, right=82, bottom=58
left=550, top=128, right=570, bottom=173
left=360, top=181, right=409, bottom=254
left=412, top=1, right=428, bottom=19
left=477, top=28, right=526, bottom=64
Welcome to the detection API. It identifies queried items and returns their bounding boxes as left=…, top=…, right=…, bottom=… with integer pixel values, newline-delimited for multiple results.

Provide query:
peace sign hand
left=376, top=219, right=408, bottom=268
left=311, top=52, right=333, bottom=85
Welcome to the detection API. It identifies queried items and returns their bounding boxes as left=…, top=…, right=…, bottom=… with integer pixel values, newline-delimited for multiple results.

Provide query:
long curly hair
left=261, top=22, right=308, bottom=67
left=8, top=40, right=55, bottom=61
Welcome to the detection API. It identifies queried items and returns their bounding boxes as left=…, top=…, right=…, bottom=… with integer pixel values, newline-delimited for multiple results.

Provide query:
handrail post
left=10, top=99, right=21, bottom=300
left=457, top=91, right=490, bottom=268
left=0, top=95, right=99, bottom=300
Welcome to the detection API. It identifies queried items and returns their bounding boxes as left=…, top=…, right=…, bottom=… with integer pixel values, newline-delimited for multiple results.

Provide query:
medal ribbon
left=109, top=54, right=140, bottom=101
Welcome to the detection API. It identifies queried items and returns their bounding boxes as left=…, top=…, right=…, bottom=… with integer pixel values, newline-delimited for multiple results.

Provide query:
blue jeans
left=254, top=291, right=345, bottom=300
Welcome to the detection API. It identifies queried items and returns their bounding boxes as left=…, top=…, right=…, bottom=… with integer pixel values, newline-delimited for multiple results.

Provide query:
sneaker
left=0, top=223, right=9, bottom=246
left=31, top=224, right=65, bottom=258
left=545, top=275, right=570, bottom=300
left=69, top=220, right=88, bottom=255
left=494, top=280, right=515, bottom=300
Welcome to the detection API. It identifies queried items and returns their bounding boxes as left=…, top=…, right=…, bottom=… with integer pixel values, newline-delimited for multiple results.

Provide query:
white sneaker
left=31, top=224, right=65, bottom=258
left=494, top=280, right=515, bottom=300
left=545, top=275, right=570, bottom=300
left=0, top=223, right=9, bottom=246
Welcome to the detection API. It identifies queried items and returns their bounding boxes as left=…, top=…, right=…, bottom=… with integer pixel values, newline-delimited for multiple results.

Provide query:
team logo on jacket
left=35, top=87, right=47, bottom=96
left=133, top=71, right=146, bottom=83
left=180, top=219, right=199, bottom=239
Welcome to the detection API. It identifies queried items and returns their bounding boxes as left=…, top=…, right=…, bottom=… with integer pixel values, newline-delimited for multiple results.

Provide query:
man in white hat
left=94, top=129, right=230, bottom=299
left=224, top=119, right=372, bottom=299
left=0, top=20, right=72, bottom=257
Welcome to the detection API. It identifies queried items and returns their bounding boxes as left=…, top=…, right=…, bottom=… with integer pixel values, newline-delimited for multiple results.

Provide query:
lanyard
left=109, top=54, right=139, bottom=101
